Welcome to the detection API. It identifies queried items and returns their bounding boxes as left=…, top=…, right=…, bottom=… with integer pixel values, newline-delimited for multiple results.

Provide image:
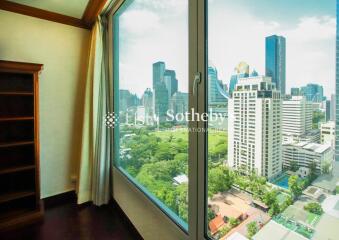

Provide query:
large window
left=111, top=0, right=337, bottom=239
left=113, top=0, right=189, bottom=229
left=206, top=0, right=335, bottom=239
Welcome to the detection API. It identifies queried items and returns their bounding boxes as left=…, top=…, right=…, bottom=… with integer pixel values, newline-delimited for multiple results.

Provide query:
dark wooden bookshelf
left=0, top=60, right=43, bottom=231
left=0, top=165, right=35, bottom=175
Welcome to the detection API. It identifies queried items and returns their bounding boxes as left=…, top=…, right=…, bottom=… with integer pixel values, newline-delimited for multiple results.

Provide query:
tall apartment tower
left=153, top=61, right=165, bottom=89
left=152, top=62, right=169, bottom=122
left=265, top=35, right=286, bottom=95
left=282, top=96, right=313, bottom=141
left=331, top=94, right=336, bottom=121
left=228, top=76, right=282, bottom=180
left=164, top=70, right=178, bottom=99
left=336, top=0, right=339, bottom=161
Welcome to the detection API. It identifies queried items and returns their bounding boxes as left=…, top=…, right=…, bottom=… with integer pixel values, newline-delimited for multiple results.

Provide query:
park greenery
left=119, top=125, right=294, bottom=224
left=119, top=126, right=228, bottom=222
left=312, top=110, right=325, bottom=129
left=246, top=221, right=259, bottom=238
left=304, top=202, right=323, bottom=215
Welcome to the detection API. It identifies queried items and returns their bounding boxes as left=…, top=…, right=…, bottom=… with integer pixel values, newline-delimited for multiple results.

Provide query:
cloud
left=118, top=0, right=335, bottom=98
left=120, top=9, right=161, bottom=36
left=279, top=16, right=335, bottom=96
left=118, top=0, right=188, bottom=97
left=208, top=3, right=335, bottom=97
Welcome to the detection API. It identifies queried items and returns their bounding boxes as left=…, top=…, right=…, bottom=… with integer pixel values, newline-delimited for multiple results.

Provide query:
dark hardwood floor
left=0, top=196, right=143, bottom=240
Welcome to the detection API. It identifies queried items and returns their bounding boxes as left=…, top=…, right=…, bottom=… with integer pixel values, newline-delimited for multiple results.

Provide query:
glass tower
left=265, top=35, right=286, bottom=95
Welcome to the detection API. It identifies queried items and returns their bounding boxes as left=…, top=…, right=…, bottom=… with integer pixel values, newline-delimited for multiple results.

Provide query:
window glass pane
left=206, top=1, right=336, bottom=239
left=113, top=0, right=189, bottom=229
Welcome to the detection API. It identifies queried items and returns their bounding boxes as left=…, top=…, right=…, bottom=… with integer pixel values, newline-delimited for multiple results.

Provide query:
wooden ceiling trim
left=82, top=0, right=108, bottom=27
left=0, top=0, right=90, bottom=29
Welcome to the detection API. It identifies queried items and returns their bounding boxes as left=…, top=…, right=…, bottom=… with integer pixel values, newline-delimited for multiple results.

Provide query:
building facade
left=228, top=76, right=282, bottom=179
left=208, top=66, right=228, bottom=113
left=321, top=121, right=335, bottom=149
left=300, top=84, right=324, bottom=102
left=282, top=142, right=333, bottom=174
left=169, top=92, right=189, bottom=117
left=282, top=96, right=313, bottom=142
left=331, top=94, right=336, bottom=121
left=291, top=87, right=300, bottom=96
left=164, top=70, right=178, bottom=99
left=265, top=35, right=286, bottom=95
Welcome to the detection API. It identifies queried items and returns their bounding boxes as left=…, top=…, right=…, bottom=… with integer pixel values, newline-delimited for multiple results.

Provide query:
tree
left=218, top=226, right=230, bottom=237
left=247, top=221, right=259, bottom=238
left=262, top=190, right=278, bottom=207
left=308, top=161, right=318, bottom=181
left=322, top=161, right=331, bottom=174
left=312, top=111, right=325, bottom=129
left=304, top=202, right=323, bottom=215
left=288, top=175, right=302, bottom=198
left=207, top=208, right=216, bottom=223
left=290, top=160, right=299, bottom=172
left=280, top=195, right=293, bottom=212
left=229, top=217, right=240, bottom=227
left=208, top=165, right=234, bottom=197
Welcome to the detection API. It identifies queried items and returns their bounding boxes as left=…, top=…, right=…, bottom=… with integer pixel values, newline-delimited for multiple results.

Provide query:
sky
left=117, top=0, right=336, bottom=98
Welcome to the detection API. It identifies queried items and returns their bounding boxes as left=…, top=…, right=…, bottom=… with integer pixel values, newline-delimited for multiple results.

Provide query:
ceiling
left=8, top=0, right=90, bottom=18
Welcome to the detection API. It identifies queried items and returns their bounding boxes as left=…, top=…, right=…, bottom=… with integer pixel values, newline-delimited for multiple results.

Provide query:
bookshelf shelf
left=0, top=60, right=43, bottom=231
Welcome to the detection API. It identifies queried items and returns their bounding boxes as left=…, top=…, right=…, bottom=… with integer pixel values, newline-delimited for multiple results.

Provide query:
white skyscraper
left=228, top=76, right=282, bottom=180
left=282, top=96, right=313, bottom=142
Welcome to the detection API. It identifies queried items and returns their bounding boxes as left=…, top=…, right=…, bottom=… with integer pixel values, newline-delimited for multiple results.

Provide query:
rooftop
left=209, top=215, right=225, bottom=235
left=284, top=141, right=331, bottom=154
left=312, top=161, right=339, bottom=192
left=312, top=213, right=339, bottom=240
left=226, top=232, right=248, bottom=240
left=252, top=220, right=307, bottom=240
left=173, top=174, right=188, bottom=185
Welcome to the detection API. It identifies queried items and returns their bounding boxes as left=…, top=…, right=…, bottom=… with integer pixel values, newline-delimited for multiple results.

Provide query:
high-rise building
left=265, top=35, right=286, bottom=95
left=331, top=94, right=336, bottom=121
left=142, top=88, right=153, bottom=124
left=229, top=62, right=250, bottom=94
left=320, top=121, right=335, bottom=149
left=326, top=100, right=331, bottom=122
left=208, top=66, right=228, bottom=113
left=336, top=0, right=339, bottom=161
left=154, top=81, right=169, bottom=122
left=164, top=70, right=178, bottom=99
left=152, top=62, right=169, bottom=122
left=300, top=84, right=324, bottom=102
left=291, top=87, right=300, bottom=96
left=153, top=61, right=165, bottom=89
left=228, top=76, right=282, bottom=179
left=119, top=89, right=140, bottom=112
left=282, top=96, right=313, bottom=142
left=169, top=92, right=189, bottom=119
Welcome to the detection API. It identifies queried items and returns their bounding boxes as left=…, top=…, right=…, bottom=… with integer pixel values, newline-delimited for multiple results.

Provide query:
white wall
left=0, top=10, right=90, bottom=198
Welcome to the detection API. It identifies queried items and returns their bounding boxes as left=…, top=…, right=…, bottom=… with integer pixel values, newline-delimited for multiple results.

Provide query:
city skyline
left=118, top=0, right=335, bottom=98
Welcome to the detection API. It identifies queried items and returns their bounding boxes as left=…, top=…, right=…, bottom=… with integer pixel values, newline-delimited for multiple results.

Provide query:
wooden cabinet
left=0, top=60, right=43, bottom=230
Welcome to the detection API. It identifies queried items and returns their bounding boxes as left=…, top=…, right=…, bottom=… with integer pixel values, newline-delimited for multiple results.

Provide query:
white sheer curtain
left=77, top=15, right=113, bottom=206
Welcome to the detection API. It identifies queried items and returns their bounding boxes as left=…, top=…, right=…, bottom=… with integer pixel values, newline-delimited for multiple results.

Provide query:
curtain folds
left=77, top=16, right=112, bottom=206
